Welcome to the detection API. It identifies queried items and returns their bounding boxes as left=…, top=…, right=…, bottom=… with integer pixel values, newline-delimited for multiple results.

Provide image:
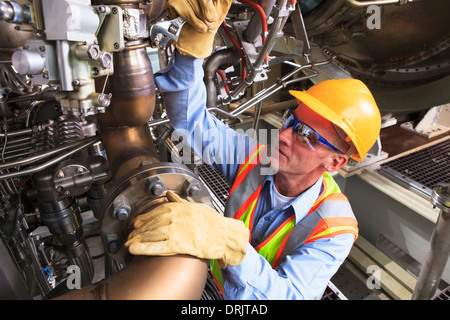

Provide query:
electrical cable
left=238, top=0, right=269, bottom=61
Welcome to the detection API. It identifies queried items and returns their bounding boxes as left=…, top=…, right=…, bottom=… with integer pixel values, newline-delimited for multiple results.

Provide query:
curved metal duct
left=294, top=0, right=450, bottom=113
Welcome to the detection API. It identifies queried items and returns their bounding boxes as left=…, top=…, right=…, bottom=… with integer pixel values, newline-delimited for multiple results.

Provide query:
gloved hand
left=166, top=0, right=234, bottom=58
left=125, top=191, right=249, bottom=268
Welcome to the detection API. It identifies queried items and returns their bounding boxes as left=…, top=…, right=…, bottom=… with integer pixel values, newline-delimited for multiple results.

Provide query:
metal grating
left=197, top=163, right=230, bottom=209
left=321, top=285, right=344, bottom=300
left=380, top=138, right=450, bottom=199
left=432, top=285, right=450, bottom=300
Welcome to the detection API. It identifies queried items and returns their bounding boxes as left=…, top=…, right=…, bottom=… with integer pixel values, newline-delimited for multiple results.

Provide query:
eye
left=294, top=124, right=320, bottom=149
left=283, top=115, right=294, bottom=129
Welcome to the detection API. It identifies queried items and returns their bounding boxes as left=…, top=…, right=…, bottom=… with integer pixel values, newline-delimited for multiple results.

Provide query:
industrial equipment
left=0, top=0, right=449, bottom=300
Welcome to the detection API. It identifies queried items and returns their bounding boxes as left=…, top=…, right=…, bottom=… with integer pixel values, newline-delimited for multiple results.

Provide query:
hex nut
left=183, top=180, right=201, bottom=197
left=113, top=199, right=131, bottom=221
left=87, top=44, right=100, bottom=60
left=98, top=51, right=113, bottom=69
left=146, top=175, right=165, bottom=196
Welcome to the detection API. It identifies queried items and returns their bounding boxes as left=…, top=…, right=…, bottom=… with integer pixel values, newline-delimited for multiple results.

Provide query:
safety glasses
left=282, top=110, right=344, bottom=154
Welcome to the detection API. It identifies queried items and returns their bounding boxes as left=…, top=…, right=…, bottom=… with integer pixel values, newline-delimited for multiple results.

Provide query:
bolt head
left=108, top=240, right=120, bottom=254
left=87, top=44, right=100, bottom=60
left=115, top=208, right=129, bottom=221
left=113, top=199, right=131, bottom=221
left=146, top=176, right=165, bottom=196
left=183, top=180, right=201, bottom=197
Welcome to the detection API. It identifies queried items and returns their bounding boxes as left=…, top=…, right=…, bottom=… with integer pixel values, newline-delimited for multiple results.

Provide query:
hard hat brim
left=289, top=90, right=363, bottom=161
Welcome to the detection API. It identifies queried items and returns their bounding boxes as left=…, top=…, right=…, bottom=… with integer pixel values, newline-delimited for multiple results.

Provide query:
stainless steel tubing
left=0, top=137, right=99, bottom=180
left=230, top=0, right=291, bottom=99
left=0, top=137, right=98, bottom=170
left=56, top=40, right=74, bottom=91
left=220, top=60, right=328, bottom=118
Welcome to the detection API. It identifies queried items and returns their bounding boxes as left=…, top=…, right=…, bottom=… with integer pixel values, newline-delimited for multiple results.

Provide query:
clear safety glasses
left=282, top=110, right=344, bottom=154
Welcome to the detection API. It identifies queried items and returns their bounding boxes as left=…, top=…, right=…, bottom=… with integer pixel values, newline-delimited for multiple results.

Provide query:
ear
left=324, top=154, right=348, bottom=172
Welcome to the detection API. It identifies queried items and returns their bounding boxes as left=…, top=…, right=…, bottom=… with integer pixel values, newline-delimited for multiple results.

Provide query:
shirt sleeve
left=222, top=233, right=355, bottom=300
left=155, top=52, right=257, bottom=182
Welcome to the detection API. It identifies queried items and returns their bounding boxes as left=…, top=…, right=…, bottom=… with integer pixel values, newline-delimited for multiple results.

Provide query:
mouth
left=278, top=140, right=289, bottom=157
left=271, top=143, right=287, bottom=161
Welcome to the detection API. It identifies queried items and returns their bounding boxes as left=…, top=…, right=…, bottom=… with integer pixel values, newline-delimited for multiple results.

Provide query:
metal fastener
left=183, top=180, right=201, bottom=197
left=146, top=175, right=165, bottom=196
left=113, top=199, right=131, bottom=221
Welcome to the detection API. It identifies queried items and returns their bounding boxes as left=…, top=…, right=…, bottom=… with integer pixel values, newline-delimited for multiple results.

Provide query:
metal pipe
left=231, top=98, right=299, bottom=116
left=96, top=40, right=159, bottom=178
left=220, top=60, right=327, bottom=118
left=0, top=137, right=97, bottom=171
left=0, top=128, right=32, bottom=137
left=204, top=47, right=240, bottom=108
left=148, top=60, right=329, bottom=127
left=107, top=43, right=156, bottom=127
left=254, top=0, right=290, bottom=68
left=230, top=0, right=291, bottom=99
left=55, top=255, right=208, bottom=300
left=0, top=1, right=31, bottom=24
left=56, top=41, right=74, bottom=91
left=289, top=3, right=311, bottom=63
left=91, top=1, right=208, bottom=301
left=0, top=137, right=99, bottom=180
left=412, top=183, right=450, bottom=300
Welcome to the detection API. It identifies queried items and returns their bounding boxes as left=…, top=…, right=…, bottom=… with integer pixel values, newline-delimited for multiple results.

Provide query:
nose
left=278, top=126, right=293, bottom=145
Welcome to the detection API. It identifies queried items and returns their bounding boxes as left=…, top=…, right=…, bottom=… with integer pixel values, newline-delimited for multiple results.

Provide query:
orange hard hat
left=289, top=79, right=381, bottom=162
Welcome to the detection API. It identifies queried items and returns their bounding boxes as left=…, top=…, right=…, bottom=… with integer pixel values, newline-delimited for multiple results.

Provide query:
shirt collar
left=265, top=174, right=323, bottom=224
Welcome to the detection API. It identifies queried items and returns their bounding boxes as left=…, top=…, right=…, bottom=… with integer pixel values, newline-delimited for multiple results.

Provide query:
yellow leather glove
left=166, top=0, right=234, bottom=58
left=125, top=191, right=249, bottom=268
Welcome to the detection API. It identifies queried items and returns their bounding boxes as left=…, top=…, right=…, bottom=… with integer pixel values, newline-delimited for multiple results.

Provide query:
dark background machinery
left=0, top=0, right=449, bottom=300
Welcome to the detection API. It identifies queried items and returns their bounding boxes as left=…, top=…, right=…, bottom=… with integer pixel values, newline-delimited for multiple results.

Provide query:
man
left=126, top=0, right=381, bottom=299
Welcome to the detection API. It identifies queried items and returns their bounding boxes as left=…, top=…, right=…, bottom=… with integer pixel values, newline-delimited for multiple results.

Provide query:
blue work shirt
left=155, top=52, right=355, bottom=300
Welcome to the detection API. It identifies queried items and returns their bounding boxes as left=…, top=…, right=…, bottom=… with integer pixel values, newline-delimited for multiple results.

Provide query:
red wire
left=219, top=0, right=269, bottom=88
left=216, top=69, right=230, bottom=93
left=222, top=21, right=247, bottom=81
left=238, top=0, right=269, bottom=62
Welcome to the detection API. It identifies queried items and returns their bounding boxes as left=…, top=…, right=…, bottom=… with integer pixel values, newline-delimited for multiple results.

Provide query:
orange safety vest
left=210, top=144, right=358, bottom=294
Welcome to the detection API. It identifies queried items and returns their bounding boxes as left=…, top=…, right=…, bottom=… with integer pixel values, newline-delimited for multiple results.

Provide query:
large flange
left=100, top=161, right=212, bottom=265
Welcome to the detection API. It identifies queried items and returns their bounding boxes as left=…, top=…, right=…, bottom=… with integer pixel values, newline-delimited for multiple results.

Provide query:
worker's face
left=269, top=103, right=348, bottom=175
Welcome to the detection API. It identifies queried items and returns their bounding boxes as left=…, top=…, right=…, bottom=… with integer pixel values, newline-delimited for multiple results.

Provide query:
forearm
left=155, top=52, right=255, bottom=181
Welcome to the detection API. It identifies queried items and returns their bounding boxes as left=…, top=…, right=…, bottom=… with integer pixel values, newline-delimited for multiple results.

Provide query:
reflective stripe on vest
left=210, top=145, right=358, bottom=293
